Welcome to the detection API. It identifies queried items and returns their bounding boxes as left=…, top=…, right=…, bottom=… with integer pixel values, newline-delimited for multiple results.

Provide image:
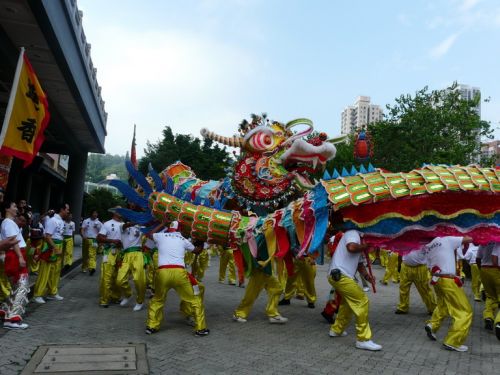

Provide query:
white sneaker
left=443, top=343, right=468, bottom=352
left=120, top=297, right=130, bottom=307
left=425, top=324, right=437, bottom=341
left=269, top=315, right=288, bottom=324
left=356, top=340, right=382, bottom=351
left=363, top=287, right=370, bottom=292
left=133, top=303, right=143, bottom=312
left=329, top=330, right=348, bottom=337
left=232, top=314, right=247, bottom=323
left=46, top=294, right=64, bottom=301
left=3, top=321, right=29, bottom=330
left=33, top=297, right=46, bottom=304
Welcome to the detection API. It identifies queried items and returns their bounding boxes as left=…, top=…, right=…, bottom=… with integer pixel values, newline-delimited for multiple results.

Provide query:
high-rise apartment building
left=454, top=84, right=481, bottom=116
left=341, top=96, right=383, bottom=134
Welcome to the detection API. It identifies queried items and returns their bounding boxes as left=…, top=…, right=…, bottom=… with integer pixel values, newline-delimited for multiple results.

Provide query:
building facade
left=456, top=84, right=481, bottom=116
left=341, top=96, right=383, bottom=134
left=481, top=140, right=500, bottom=166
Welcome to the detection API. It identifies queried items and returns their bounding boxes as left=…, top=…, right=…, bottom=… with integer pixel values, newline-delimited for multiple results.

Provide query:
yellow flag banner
left=0, top=48, right=50, bottom=167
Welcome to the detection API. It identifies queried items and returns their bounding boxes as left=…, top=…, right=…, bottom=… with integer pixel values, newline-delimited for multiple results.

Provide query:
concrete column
left=64, top=153, right=88, bottom=231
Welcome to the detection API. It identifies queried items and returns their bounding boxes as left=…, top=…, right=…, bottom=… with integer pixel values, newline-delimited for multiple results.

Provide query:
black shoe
left=194, top=328, right=210, bottom=337
left=321, top=311, right=334, bottom=324
left=425, top=324, right=437, bottom=341
left=89, top=269, right=96, bottom=276
left=485, top=318, right=494, bottom=331
left=278, top=299, right=290, bottom=306
left=145, top=327, right=158, bottom=335
left=100, top=304, right=109, bottom=308
left=495, top=323, right=500, bottom=341
left=307, top=302, right=315, bottom=309
left=481, top=290, right=486, bottom=301
left=395, top=309, right=408, bottom=315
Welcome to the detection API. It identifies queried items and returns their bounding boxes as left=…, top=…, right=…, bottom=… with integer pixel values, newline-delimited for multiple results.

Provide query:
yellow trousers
left=397, top=264, right=436, bottom=313
left=470, top=264, right=482, bottom=300
left=427, top=278, right=472, bottom=347
left=480, top=268, right=500, bottom=323
left=99, top=250, right=124, bottom=305
left=219, top=249, right=236, bottom=284
left=180, top=282, right=205, bottom=318
left=380, top=249, right=389, bottom=268
left=33, top=242, right=63, bottom=297
left=191, top=250, right=209, bottom=281
left=329, top=275, right=372, bottom=341
left=234, top=268, right=282, bottom=319
left=284, top=258, right=317, bottom=303
left=83, top=238, right=98, bottom=271
left=0, top=262, right=11, bottom=300
left=274, top=258, right=287, bottom=291
left=147, top=268, right=207, bottom=331
left=28, top=239, right=42, bottom=273
left=146, top=251, right=158, bottom=289
left=62, top=236, right=74, bottom=267
left=382, top=252, right=399, bottom=284
left=116, top=251, right=146, bottom=304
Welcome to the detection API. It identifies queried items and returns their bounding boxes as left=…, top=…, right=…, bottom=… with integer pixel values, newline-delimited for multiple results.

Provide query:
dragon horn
left=200, top=128, right=243, bottom=148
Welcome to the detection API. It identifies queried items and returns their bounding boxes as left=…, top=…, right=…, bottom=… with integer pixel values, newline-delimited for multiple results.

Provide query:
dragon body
left=111, top=116, right=500, bottom=268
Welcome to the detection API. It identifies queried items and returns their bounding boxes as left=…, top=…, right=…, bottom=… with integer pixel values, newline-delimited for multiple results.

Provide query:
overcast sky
left=79, top=0, right=500, bottom=157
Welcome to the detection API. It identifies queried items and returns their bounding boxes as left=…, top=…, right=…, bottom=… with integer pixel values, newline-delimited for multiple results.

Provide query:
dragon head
left=201, top=114, right=337, bottom=209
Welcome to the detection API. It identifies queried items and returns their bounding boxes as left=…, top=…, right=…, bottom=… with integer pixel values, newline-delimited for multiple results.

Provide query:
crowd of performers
left=0, top=201, right=499, bottom=352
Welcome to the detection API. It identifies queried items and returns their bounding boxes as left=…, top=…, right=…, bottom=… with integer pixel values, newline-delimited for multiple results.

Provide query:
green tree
left=86, top=154, right=127, bottom=182
left=138, top=126, right=231, bottom=180
left=368, top=83, right=493, bottom=172
left=82, top=188, right=125, bottom=222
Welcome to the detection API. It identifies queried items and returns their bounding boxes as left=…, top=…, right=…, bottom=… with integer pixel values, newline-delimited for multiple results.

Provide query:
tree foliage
left=85, top=154, right=127, bottom=182
left=138, top=126, right=232, bottom=180
left=367, top=83, right=493, bottom=172
left=82, top=188, right=125, bottom=222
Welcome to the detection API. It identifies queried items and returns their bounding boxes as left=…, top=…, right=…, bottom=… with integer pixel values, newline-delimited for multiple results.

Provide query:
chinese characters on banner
left=0, top=47, right=50, bottom=168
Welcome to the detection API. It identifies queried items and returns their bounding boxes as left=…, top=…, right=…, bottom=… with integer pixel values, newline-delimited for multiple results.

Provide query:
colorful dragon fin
left=359, top=164, right=367, bottom=174
left=148, top=163, right=164, bottom=191
left=323, top=170, right=331, bottom=180
left=165, top=176, right=175, bottom=194
left=341, top=167, right=349, bottom=177
left=114, top=207, right=153, bottom=225
left=125, top=160, right=153, bottom=196
left=108, top=180, right=149, bottom=208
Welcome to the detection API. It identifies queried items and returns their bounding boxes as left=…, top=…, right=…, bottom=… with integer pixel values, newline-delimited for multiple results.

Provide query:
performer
left=279, top=255, right=317, bottom=308
left=33, top=203, right=69, bottom=304
left=490, top=243, right=500, bottom=340
left=62, top=213, right=75, bottom=271
left=327, top=229, right=382, bottom=351
left=97, top=209, right=126, bottom=307
left=395, top=248, right=436, bottom=315
left=219, top=247, right=237, bottom=285
left=462, top=243, right=481, bottom=301
left=28, top=213, right=44, bottom=274
left=190, top=242, right=209, bottom=282
left=80, top=210, right=102, bottom=275
left=145, top=221, right=209, bottom=336
left=0, top=201, right=29, bottom=329
left=424, top=236, right=473, bottom=352
left=380, top=250, right=400, bottom=285
left=116, top=223, right=146, bottom=311
left=477, top=242, right=499, bottom=337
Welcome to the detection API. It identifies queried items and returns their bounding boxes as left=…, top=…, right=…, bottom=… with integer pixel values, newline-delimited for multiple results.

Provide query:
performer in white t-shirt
left=0, top=200, right=29, bottom=329
left=395, top=248, right=436, bottom=315
left=62, top=213, right=76, bottom=270
left=461, top=243, right=481, bottom=301
left=145, top=221, right=209, bottom=337
left=423, top=236, right=473, bottom=352
left=80, top=210, right=102, bottom=275
left=327, top=229, right=382, bottom=351
left=477, top=243, right=500, bottom=336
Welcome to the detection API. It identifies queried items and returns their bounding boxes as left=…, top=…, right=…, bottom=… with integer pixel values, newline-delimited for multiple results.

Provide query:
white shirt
left=99, top=219, right=123, bottom=241
left=402, top=249, right=427, bottom=266
left=1, top=218, right=26, bottom=248
left=492, top=243, right=500, bottom=258
left=477, top=243, right=495, bottom=266
left=462, top=244, right=479, bottom=265
left=81, top=218, right=102, bottom=239
left=63, top=221, right=75, bottom=236
left=423, top=236, right=463, bottom=274
left=328, top=230, right=362, bottom=279
left=45, top=214, right=65, bottom=241
left=154, top=231, right=195, bottom=267
left=121, top=225, right=143, bottom=249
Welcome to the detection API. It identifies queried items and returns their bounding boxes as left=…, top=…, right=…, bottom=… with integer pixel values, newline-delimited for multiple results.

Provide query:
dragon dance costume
left=477, top=243, right=500, bottom=337
left=62, top=219, right=75, bottom=268
left=81, top=216, right=102, bottom=274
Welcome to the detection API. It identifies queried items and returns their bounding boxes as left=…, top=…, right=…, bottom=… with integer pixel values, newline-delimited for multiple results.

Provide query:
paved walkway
left=0, top=256, right=498, bottom=374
